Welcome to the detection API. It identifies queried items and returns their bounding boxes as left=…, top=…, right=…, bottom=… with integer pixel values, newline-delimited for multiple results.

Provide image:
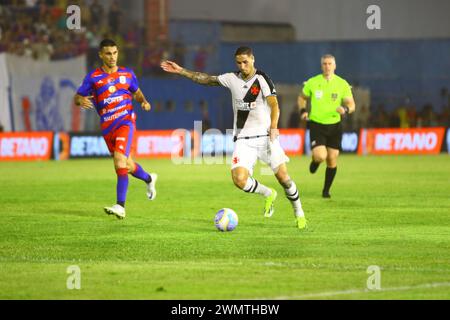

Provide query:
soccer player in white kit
left=161, top=46, right=307, bottom=230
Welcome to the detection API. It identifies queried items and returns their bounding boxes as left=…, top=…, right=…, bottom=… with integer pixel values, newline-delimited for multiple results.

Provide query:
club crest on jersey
left=119, top=76, right=127, bottom=84
left=107, top=78, right=115, bottom=84
left=108, top=86, right=116, bottom=93
left=250, top=84, right=260, bottom=96
left=331, top=93, right=338, bottom=101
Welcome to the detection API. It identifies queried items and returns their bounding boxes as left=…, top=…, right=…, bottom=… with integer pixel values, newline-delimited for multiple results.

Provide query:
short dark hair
left=99, top=39, right=117, bottom=51
left=234, top=46, right=253, bottom=56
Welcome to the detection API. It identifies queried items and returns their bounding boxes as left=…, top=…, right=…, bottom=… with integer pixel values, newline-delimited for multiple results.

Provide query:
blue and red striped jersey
left=77, top=66, right=139, bottom=135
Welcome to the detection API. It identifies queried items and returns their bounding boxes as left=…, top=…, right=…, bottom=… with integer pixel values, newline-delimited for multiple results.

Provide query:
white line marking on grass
left=257, top=282, right=450, bottom=300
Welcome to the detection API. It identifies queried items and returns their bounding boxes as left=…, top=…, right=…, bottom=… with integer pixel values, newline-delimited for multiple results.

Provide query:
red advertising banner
left=0, top=132, right=53, bottom=161
left=134, top=130, right=186, bottom=158
left=358, top=128, right=445, bottom=155
left=279, top=129, right=305, bottom=155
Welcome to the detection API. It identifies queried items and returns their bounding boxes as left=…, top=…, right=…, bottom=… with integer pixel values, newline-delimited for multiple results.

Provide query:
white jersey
left=218, top=70, right=277, bottom=138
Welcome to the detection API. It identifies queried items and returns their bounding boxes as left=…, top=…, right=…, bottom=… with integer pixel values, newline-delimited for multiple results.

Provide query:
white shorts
left=231, top=136, right=289, bottom=175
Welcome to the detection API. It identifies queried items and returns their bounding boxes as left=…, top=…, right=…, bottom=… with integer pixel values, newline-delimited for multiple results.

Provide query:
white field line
left=257, top=282, right=450, bottom=300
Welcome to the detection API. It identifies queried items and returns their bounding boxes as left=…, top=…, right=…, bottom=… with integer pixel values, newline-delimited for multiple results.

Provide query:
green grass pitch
left=0, top=155, right=449, bottom=299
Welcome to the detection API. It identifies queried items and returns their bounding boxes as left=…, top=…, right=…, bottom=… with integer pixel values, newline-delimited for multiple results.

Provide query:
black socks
left=323, top=167, right=337, bottom=198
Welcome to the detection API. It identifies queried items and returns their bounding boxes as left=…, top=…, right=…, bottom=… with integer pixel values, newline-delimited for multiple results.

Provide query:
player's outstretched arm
left=74, top=94, right=94, bottom=110
left=160, top=60, right=220, bottom=86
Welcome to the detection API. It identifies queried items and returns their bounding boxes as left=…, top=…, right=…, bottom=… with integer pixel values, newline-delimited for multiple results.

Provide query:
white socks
left=284, top=181, right=304, bottom=218
left=243, top=177, right=272, bottom=197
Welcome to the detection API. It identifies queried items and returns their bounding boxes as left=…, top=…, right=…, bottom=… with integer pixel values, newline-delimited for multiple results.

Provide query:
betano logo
left=375, top=132, right=438, bottom=151
left=359, top=128, right=445, bottom=155
left=0, top=137, right=49, bottom=156
left=0, top=133, right=53, bottom=160
left=136, top=132, right=185, bottom=157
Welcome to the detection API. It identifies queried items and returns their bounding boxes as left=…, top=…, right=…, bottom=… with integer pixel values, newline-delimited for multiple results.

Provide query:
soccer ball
left=214, top=208, right=238, bottom=232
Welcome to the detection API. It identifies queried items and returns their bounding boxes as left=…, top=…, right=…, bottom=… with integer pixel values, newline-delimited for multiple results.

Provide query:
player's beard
left=241, top=67, right=254, bottom=79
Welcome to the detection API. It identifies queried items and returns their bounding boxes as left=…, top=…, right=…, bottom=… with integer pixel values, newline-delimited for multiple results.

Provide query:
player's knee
left=313, top=153, right=327, bottom=163
left=232, top=173, right=248, bottom=189
left=126, top=160, right=135, bottom=173
left=113, top=152, right=127, bottom=168
left=126, top=164, right=133, bottom=173
left=114, top=159, right=127, bottom=171
left=326, top=154, right=338, bottom=166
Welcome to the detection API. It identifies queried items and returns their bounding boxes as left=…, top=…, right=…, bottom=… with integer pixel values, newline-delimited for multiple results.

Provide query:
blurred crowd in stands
left=1, top=1, right=449, bottom=130
left=0, top=0, right=188, bottom=75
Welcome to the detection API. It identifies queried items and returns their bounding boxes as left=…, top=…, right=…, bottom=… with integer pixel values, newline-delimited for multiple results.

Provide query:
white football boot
left=104, top=204, right=126, bottom=219
left=146, top=173, right=158, bottom=200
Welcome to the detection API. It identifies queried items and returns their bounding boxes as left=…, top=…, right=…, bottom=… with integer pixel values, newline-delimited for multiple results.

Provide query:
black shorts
left=308, top=120, right=342, bottom=150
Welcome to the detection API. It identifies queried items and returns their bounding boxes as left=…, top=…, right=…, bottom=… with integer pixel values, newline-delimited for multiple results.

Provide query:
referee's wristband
left=300, top=108, right=307, bottom=116
left=343, top=106, right=350, bottom=114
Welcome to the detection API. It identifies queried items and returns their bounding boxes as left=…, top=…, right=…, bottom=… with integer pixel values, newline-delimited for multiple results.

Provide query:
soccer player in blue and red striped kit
left=74, top=39, right=157, bottom=219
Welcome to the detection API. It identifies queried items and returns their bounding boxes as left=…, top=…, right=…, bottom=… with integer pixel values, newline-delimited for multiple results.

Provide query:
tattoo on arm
left=180, top=68, right=219, bottom=86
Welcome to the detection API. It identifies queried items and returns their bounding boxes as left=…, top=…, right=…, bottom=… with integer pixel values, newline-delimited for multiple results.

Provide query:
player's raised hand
left=160, top=60, right=183, bottom=74
left=141, top=101, right=151, bottom=111
left=79, top=95, right=94, bottom=110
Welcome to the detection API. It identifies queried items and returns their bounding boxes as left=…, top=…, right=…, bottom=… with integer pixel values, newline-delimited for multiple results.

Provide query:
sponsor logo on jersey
left=234, top=99, right=256, bottom=111
left=103, top=109, right=128, bottom=122
left=103, top=96, right=123, bottom=105
left=315, top=90, right=323, bottom=99
left=100, top=103, right=126, bottom=115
